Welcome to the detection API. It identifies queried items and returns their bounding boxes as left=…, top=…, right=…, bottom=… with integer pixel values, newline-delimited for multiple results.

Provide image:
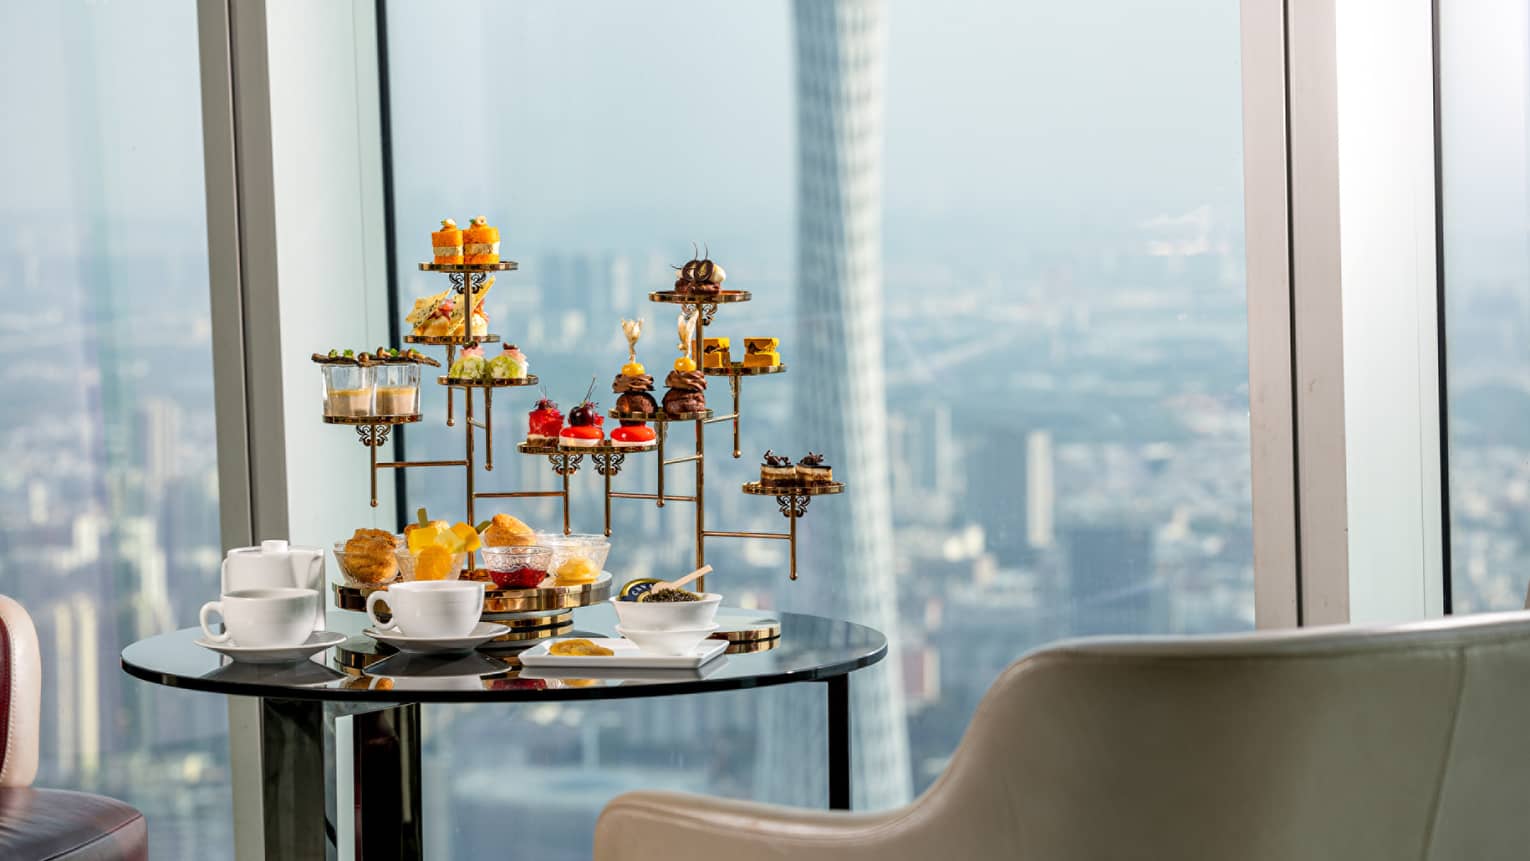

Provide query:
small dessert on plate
left=702, top=337, right=731, bottom=369
left=662, top=312, right=707, bottom=417
left=560, top=381, right=605, bottom=448
left=761, top=450, right=797, bottom=486
left=482, top=544, right=552, bottom=589
left=400, top=508, right=479, bottom=581
left=549, top=638, right=613, bottom=657
left=338, top=528, right=399, bottom=584
left=671, top=243, right=725, bottom=297
left=448, top=345, right=488, bottom=380
left=613, top=319, right=659, bottom=420
left=431, top=218, right=463, bottom=265
left=527, top=395, right=564, bottom=446
left=406, top=278, right=492, bottom=338
left=462, top=215, right=501, bottom=264
left=743, top=337, right=780, bottom=368
left=482, top=513, right=536, bottom=547
left=611, top=425, right=656, bottom=449
left=797, top=451, right=832, bottom=483
left=487, top=344, right=528, bottom=381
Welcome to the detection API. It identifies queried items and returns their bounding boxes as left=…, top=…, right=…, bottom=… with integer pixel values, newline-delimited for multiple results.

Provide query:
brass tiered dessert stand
left=322, top=257, right=845, bottom=648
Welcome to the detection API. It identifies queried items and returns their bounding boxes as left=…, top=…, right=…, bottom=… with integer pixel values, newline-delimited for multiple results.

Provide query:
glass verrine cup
left=322, top=364, right=374, bottom=417
left=374, top=363, right=420, bottom=416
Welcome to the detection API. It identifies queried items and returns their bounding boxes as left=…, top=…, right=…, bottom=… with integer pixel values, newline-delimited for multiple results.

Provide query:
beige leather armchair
left=596, top=611, right=1530, bottom=860
left=0, top=595, right=147, bottom=860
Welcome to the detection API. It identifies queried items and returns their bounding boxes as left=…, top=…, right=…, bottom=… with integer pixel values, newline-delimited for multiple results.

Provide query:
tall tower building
left=760, top=0, right=912, bottom=809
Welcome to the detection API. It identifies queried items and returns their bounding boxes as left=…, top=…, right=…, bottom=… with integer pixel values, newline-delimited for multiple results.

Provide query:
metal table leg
left=349, top=703, right=424, bottom=860
left=259, top=698, right=329, bottom=859
left=826, top=675, right=852, bottom=810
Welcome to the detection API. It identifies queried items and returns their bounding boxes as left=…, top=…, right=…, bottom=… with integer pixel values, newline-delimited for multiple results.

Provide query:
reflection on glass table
left=121, top=604, right=884, bottom=860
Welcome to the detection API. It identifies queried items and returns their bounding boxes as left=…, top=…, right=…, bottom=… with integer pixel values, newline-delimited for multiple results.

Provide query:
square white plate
left=519, top=637, right=727, bottom=670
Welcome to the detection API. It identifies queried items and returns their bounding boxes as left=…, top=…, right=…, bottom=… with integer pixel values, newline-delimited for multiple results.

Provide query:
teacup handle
left=365, top=592, right=395, bottom=630
left=199, top=601, right=231, bottom=643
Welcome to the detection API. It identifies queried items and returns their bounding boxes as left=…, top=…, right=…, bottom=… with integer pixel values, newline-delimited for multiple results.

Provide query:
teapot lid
left=260, top=539, right=290, bottom=554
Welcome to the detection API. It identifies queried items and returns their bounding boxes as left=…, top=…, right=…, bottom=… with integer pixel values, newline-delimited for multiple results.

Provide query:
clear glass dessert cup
left=332, top=542, right=400, bottom=588
left=481, top=545, right=555, bottom=589
left=535, top=532, right=611, bottom=576
left=322, top=365, right=375, bottom=418
left=373, top=364, right=420, bottom=416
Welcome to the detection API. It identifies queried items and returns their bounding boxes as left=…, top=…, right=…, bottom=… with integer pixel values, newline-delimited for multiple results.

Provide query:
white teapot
left=221, top=539, right=326, bottom=632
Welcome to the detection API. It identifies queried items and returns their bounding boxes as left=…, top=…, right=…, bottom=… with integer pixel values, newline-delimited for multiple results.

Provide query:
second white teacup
left=367, top=580, right=484, bottom=639
left=200, top=588, right=318, bottom=648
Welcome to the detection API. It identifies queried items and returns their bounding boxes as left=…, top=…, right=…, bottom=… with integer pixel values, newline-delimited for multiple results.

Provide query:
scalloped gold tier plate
left=702, top=362, right=787, bottom=377
left=438, top=374, right=539, bottom=388
left=417, top=261, right=520, bottom=272
left=648, top=290, right=751, bottom=304
left=404, top=334, right=500, bottom=346
left=518, top=441, right=658, bottom=455
left=323, top=414, right=422, bottom=425
left=333, top=572, right=610, bottom=613
left=741, top=480, right=845, bottom=496
left=608, top=409, right=713, bottom=423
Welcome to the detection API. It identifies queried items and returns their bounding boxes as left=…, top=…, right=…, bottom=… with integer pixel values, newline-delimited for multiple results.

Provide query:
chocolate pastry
left=662, top=369, right=708, bottom=417
left=671, top=244, right=726, bottom=296
left=613, top=373, right=659, bottom=424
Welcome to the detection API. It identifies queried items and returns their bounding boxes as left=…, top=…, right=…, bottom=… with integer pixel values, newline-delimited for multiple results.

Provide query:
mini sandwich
left=703, top=337, right=731, bottom=369
left=743, top=337, right=780, bottom=368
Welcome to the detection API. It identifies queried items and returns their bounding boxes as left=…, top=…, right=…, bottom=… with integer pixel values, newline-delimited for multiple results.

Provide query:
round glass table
left=121, top=603, right=885, bottom=860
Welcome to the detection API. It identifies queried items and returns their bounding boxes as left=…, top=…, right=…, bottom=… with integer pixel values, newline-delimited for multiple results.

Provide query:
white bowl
left=610, top=593, right=722, bottom=631
left=614, top=623, right=719, bottom=657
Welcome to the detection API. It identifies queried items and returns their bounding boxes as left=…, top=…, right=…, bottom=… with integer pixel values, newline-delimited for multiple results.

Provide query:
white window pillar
left=198, top=1, right=393, bottom=858
left=1243, top=0, right=1445, bottom=627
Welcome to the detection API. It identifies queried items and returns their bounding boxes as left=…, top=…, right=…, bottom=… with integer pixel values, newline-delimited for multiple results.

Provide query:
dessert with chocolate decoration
left=797, top=452, right=832, bottom=484
left=613, top=319, right=659, bottom=421
left=672, top=242, right=725, bottom=297
left=662, top=311, right=708, bottom=417
left=761, top=450, right=796, bottom=486
left=559, top=380, right=605, bottom=448
left=527, top=392, right=564, bottom=445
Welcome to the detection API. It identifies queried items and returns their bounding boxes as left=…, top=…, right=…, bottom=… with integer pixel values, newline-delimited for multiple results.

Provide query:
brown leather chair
left=0, top=596, right=146, bottom=860
left=596, top=611, right=1530, bottom=860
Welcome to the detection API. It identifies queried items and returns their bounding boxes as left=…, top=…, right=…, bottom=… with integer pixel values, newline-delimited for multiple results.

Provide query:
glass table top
left=121, top=603, right=886, bottom=703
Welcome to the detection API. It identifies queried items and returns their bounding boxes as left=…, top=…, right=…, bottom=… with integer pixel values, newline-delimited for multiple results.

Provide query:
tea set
left=195, top=539, right=729, bottom=669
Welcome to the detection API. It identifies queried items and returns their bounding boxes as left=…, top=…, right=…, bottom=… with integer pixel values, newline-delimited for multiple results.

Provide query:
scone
left=482, top=513, right=536, bottom=547
left=342, top=528, right=398, bottom=583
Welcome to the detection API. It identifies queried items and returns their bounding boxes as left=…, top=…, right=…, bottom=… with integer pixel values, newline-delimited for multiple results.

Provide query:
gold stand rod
left=702, top=413, right=738, bottom=425
left=655, top=422, right=667, bottom=506
left=703, top=530, right=789, bottom=540
left=377, top=460, right=468, bottom=469
left=603, top=467, right=612, bottom=536
left=468, top=419, right=489, bottom=430
left=474, top=490, right=565, bottom=499
left=483, top=387, right=493, bottom=471
left=729, top=376, right=741, bottom=458
left=562, top=470, right=571, bottom=534
left=694, top=314, right=707, bottom=592
left=664, top=454, right=702, bottom=466
left=465, top=381, right=476, bottom=570
left=610, top=492, right=696, bottom=503
left=445, top=344, right=456, bottom=427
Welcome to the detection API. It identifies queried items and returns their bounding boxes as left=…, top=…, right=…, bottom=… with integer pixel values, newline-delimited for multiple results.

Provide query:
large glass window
left=1441, top=3, right=1530, bottom=612
left=385, top=0, right=1249, bottom=853
left=0, top=2, right=230, bottom=855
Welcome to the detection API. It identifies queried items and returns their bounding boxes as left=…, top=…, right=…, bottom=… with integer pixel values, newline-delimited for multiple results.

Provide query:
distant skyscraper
left=1026, top=430, right=1054, bottom=549
left=760, top=0, right=911, bottom=809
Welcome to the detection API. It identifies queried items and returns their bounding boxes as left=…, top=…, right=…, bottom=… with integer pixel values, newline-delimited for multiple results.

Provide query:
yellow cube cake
left=743, top=338, right=780, bottom=367
left=703, top=337, right=731, bottom=368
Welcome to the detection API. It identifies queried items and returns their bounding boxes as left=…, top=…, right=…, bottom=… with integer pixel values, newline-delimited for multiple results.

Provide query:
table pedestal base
left=259, top=698, right=421, bottom=860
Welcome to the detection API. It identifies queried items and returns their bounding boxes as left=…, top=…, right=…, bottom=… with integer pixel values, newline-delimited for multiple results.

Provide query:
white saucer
left=195, top=630, right=346, bottom=665
left=364, top=621, right=510, bottom=654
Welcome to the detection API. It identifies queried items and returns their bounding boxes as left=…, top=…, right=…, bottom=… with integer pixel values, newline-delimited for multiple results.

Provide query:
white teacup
left=367, top=580, right=484, bottom=639
left=200, top=588, right=317, bottom=648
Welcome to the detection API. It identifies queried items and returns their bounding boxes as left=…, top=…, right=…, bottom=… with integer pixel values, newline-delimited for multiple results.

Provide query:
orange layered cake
left=463, top=215, right=500, bottom=264
left=431, top=218, right=463, bottom=265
